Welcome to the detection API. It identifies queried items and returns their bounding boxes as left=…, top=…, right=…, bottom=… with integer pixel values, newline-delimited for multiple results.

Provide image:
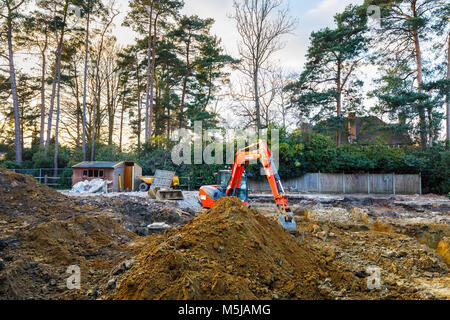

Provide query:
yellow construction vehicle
left=137, top=175, right=180, bottom=192
left=145, top=170, right=184, bottom=200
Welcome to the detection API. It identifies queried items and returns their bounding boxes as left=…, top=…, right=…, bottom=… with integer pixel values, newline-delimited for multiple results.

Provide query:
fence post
left=44, top=174, right=48, bottom=185
left=39, top=168, right=42, bottom=184
left=318, top=171, right=321, bottom=193
left=392, top=173, right=396, bottom=195
left=419, top=172, right=422, bottom=195
left=367, top=173, right=370, bottom=194
left=342, top=172, right=346, bottom=194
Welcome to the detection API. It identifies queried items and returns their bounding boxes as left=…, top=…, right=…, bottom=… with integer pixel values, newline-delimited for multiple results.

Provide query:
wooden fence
left=248, top=172, right=421, bottom=195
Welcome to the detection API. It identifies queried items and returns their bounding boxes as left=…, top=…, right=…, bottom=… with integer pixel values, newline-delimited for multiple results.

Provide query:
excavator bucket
left=275, top=208, right=297, bottom=233
left=155, top=189, right=184, bottom=201
left=276, top=215, right=298, bottom=233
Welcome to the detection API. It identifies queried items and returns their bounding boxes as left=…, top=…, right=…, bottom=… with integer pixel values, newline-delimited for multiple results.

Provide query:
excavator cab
left=199, top=170, right=248, bottom=208
left=216, top=170, right=249, bottom=204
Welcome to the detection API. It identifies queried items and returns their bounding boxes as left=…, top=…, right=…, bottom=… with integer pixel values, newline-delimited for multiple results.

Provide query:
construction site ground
left=0, top=168, right=448, bottom=300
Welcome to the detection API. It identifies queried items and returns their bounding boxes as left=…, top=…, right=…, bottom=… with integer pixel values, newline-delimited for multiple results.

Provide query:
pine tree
left=365, top=0, right=448, bottom=148
left=287, top=5, right=369, bottom=145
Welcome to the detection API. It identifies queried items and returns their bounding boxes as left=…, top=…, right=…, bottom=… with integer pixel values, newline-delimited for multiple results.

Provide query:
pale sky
left=110, top=0, right=364, bottom=129
left=113, top=0, right=362, bottom=72
left=11, top=0, right=369, bottom=147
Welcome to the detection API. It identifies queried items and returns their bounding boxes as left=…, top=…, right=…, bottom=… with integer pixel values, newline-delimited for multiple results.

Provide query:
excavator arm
left=226, top=140, right=296, bottom=232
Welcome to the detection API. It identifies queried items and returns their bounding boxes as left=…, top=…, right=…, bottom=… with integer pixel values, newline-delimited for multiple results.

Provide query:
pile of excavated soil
left=110, top=197, right=364, bottom=300
left=0, top=168, right=70, bottom=217
left=0, top=168, right=136, bottom=299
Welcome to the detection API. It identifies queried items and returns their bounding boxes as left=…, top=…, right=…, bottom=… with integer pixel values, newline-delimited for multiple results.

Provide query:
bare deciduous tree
left=231, top=64, right=295, bottom=128
left=45, top=0, right=70, bottom=156
left=82, top=0, right=92, bottom=160
left=231, top=0, right=296, bottom=129
left=1, top=0, right=26, bottom=164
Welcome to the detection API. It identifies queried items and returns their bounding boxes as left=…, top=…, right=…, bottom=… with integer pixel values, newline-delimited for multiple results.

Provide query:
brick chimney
left=348, top=112, right=357, bottom=143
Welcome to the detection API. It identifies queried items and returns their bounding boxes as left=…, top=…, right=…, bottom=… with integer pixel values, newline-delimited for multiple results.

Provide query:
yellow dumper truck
left=137, top=175, right=180, bottom=192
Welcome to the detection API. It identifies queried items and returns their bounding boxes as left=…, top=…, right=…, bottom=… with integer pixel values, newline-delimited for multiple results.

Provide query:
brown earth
left=296, top=219, right=449, bottom=299
left=109, top=197, right=425, bottom=300
left=0, top=168, right=136, bottom=299
left=437, top=238, right=450, bottom=265
left=0, top=168, right=448, bottom=300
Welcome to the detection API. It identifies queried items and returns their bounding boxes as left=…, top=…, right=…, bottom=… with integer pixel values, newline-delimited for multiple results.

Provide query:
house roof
left=316, top=115, right=412, bottom=145
left=352, top=116, right=411, bottom=145
left=72, top=161, right=142, bottom=169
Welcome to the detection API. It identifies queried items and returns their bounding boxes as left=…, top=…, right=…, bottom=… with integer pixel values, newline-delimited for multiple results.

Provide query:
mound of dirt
left=0, top=168, right=137, bottom=299
left=0, top=168, right=98, bottom=234
left=109, top=197, right=362, bottom=300
left=0, top=168, right=68, bottom=213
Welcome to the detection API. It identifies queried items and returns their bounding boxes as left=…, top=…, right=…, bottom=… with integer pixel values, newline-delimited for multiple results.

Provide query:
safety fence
left=10, top=168, right=193, bottom=191
left=10, top=168, right=73, bottom=190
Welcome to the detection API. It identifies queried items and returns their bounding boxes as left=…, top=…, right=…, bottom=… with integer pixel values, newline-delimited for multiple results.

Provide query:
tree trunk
left=82, top=5, right=91, bottom=161
left=137, top=95, right=142, bottom=156
left=336, top=61, right=342, bottom=146
left=45, top=0, right=69, bottom=155
left=447, top=34, right=450, bottom=142
left=53, top=57, right=63, bottom=178
left=253, top=67, right=262, bottom=130
left=136, top=52, right=142, bottom=157
left=7, top=16, right=22, bottom=164
left=180, top=39, right=191, bottom=129
left=149, top=13, right=158, bottom=140
left=72, top=62, right=81, bottom=148
left=167, top=103, right=171, bottom=137
left=413, top=30, right=427, bottom=149
left=411, top=1, right=427, bottom=149
left=107, top=76, right=115, bottom=146
left=145, top=6, right=153, bottom=143
left=91, top=107, right=96, bottom=161
left=119, top=95, right=125, bottom=152
left=39, top=36, right=48, bottom=147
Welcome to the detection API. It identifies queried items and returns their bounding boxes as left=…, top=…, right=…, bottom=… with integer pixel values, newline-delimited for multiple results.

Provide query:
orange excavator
left=199, top=139, right=297, bottom=232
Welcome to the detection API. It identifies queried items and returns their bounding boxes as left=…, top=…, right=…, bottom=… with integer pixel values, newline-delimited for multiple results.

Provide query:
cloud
left=182, top=0, right=238, bottom=55
left=307, top=0, right=356, bottom=17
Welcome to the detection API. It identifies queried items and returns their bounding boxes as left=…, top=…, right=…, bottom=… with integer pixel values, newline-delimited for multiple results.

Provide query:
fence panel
left=248, top=172, right=420, bottom=195
left=320, top=173, right=343, bottom=193
left=395, top=174, right=420, bottom=194
left=369, top=174, right=393, bottom=194
left=345, top=174, right=368, bottom=193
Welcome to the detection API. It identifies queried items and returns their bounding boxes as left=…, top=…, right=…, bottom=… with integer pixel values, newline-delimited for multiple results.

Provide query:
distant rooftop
left=72, top=161, right=139, bottom=169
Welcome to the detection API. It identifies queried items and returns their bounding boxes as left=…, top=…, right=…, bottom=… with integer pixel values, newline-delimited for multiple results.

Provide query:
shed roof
left=72, top=161, right=141, bottom=169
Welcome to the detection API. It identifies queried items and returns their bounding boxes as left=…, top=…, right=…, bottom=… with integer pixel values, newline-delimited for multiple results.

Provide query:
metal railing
left=10, top=168, right=193, bottom=192
left=178, top=176, right=191, bottom=191
left=10, top=168, right=73, bottom=190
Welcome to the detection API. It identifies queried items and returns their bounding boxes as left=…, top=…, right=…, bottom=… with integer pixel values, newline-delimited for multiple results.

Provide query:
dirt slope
left=110, top=197, right=364, bottom=300
left=0, top=168, right=136, bottom=299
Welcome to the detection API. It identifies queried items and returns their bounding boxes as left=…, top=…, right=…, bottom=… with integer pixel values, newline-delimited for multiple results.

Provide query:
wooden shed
left=72, top=161, right=143, bottom=192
